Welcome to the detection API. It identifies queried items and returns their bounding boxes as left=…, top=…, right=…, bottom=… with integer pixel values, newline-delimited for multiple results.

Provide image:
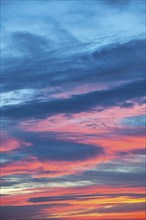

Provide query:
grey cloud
left=1, top=79, right=145, bottom=120
left=85, top=202, right=146, bottom=215
left=28, top=193, right=145, bottom=203
left=3, top=131, right=104, bottom=162
left=0, top=204, right=66, bottom=220
left=1, top=38, right=145, bottom=93
left=58, top=158, right=146, bottom=187
left=11, top=31, right=50, bottom=54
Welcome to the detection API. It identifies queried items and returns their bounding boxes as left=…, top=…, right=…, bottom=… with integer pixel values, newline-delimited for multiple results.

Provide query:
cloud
left=82, top=169, right=145, bottom=187
left=1, top=182, right=145, bottom=219
left=131, top=148, right=146, bottom=155
left=55, top=156, right=145, bottom=187
left=1, top=78, right=145, bottom=120
left=1, top=38, right=145, bottom=94
left=1, top=1, right=145, bottom=219
left=0, top=131, right=32, bottom=153
left=0, top=204, right=65, bottom=220
left=11, top=31, right=50, bottom=54
left=28, top=193, right=145, bottom=204
left=18, top=134, right=104, bottom=161
left=87, top=202, right=145, bottom=214
left=0, top=132, right=106, bottom=178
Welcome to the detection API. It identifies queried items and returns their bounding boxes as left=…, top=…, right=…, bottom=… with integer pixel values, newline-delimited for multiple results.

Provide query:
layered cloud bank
left=1, top=0, right=146, bottom=219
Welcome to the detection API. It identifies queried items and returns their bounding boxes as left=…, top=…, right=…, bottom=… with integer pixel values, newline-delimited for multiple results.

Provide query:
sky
left=0, top=0, right=146, bottom=219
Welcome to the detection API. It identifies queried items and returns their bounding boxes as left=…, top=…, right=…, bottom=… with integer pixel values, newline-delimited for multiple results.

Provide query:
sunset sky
left=0, top=0, right=146, bottom=219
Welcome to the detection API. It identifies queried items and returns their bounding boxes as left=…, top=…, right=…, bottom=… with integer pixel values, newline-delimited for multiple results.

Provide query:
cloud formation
left=1, top=0, right=145, bottom=219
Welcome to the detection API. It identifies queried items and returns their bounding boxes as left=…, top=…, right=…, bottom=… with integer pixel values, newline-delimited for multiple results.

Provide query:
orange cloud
left=1, top=152, right=108, bottom=178
left=2, top=185, right=145, bottom=219
left=1, top=184, right=145, bottom=206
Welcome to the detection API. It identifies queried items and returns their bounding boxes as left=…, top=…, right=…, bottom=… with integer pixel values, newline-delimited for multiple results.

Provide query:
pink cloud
left=0, top=131, right=32, bottom=153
